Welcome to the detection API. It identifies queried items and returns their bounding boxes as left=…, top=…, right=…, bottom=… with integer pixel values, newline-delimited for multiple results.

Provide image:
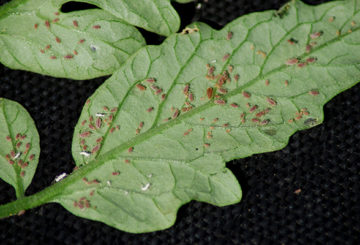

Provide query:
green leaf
left=0, top=0, right=145, bottom=79
left=0, top=98, right=40, bottom=198
left=53, top=0, right=360, bottom=233
left=80, top=0, right=189, bottom=36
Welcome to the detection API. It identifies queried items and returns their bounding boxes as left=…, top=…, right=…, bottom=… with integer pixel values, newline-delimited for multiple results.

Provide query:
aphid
left=16, top=142, right=22, bottom=148
left=79, top=131, right=91, bottom=138
left=309, top=90, right=319, bottom=96
left=200, top=117, right=205, bottom=121
left=40, top=49, right=45, bottom=54
left=29, top=154, right=35, bottom=161
left=223, top=53, right=230, bottom=61
left=92, top=25, right=101, bottom=29
left=256, top=50, right=267, bottom=58
left=305, top=44, right=312, bottom=53
left=136, top=84, right=146, bottom=91
left=110, top=127, right=116, bottom=133
left=81, top=120, right=87, bottom=126
left=240, top=113, right=246, bottom=118
left=112, top=171, right=120, bottom=176
left=228, top=65, right=233, bottom=73
left=208, top=66, right=215, bottom=75
left=147, top=107, right=154, bottom=112
left=252, top=118, right=260, bottom=123
left=310, top=31, right=323, bottom=39
left=230, top=103, right=239, bottom=108
left=6, top=135, right=11, bottom=141
left=288, top=119, right=294, bottom=123
left=91, top=145, right=100, bottom=154
left=155, top=89, right=163, bottom=95
left=204, top=143, right=210, bottom=148
left=249, top=105, right=258, bottom=112
left=89, top=124, right=96, bottom=130
left=34, top=23, right=38, bottom=29
left=64, top=54, right=73, bottom=59
left=55, top=173, right=67, bottom=182
left=234, top=74, right=240, bottom=81
left=227, top=31, right=233, bottom=40
left=261, top=119, right=270, bottom=125
left=206, top=87, right=213, bottom=99
left=90, top=190, right=95, bottom=196
left=242, top=91, right=251, bottom=98
left=146, top=78, right=156, bottom=83
left=284, top=80, right=289, bottom=86
left=139, top=121, right=144, bottom=129
left=306, top=57, right=317, bottom=63
left=124, top=159, right=130, bottom=164
left=128, top=147, right=134, bottom=153
left=267, top=97, right=277, bottom=106
left=328, top=16, right=335, bottom=22
left=80, top=151, right=91, bottom=157
left=54, top=12, right=60, bottom=16
left=79, top=39, right=85, bottom=44
left=73, top=20, right=79, bottom=27
left=26, top=143, right=31, bottom=149
left=183, top=84, right=190, bottom=95
left=351, top=21, right=356, bottom=27
left=172, top=109, right=180, bottom=119
left=20, top=171, right=25, bottom=177
left=73, top=50, right=78, bottom=55
left=161, top=94, right=166, bottom=100
left=111, top=107, right=118, bottom=112
left=96, top=118, right=102, bottom=128
left=297, top=62, right=307, bottom=68
left=52, top=18, right=59, bottom=23
left=188, top=93, right=194, bottom=102
left=214, top=99, right=226, bottom=105
left=265, top=79, right=270, bottom=86
left=286, top=58, right=299, bottom=65
left=141, top=183, right=151, bottom=191
left=136, top=128, right=140, bottom=134
left=45, top=20, right=50, bottom=29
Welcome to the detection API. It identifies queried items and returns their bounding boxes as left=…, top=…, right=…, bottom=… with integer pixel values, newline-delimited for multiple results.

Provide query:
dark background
left=0, top=0, right=359, bottom=244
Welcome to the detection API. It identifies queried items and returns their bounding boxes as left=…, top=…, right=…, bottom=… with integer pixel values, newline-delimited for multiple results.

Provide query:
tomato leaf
left=0, top=98, right=40, bottom=198
left=53, top=0, right=360, bottom=233
left=0, top=0, right=145, bottom=79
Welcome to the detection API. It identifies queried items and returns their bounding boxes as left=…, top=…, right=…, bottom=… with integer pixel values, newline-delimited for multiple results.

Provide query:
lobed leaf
left=0, top=98, right=40, bottom=198
left=0, top=0, right=145, bottom=79
left=54, top=0, right=360, bottom=233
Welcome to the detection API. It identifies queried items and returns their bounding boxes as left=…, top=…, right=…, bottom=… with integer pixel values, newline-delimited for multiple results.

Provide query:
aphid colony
left=4, top=133, right=36, bottom=178
left=34, top=11, right=102, bottom=60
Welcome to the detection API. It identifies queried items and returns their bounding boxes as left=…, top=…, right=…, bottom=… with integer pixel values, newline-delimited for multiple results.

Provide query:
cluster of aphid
left=5, top=133, right=35, bottom=178
left=34, top=12, right=102, bottom=60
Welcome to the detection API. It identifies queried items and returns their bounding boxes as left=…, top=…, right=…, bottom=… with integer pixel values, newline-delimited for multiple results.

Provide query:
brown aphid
left=214, top=99, right=226, bottom=105
left=124, top=159, right=130, bottom=164
left=112, top=171, right=120, bottom=176
left=136, top=128, right=140, bottom=135
left=218, top=88, right=228, bottom=94
left=286, top=58, right=299, bottom=65
left=287, top=38, right=297, bottom=45
left=297, top=62, right=307, bottom=68
left=29, top=154, right=35, bottom=161
left=110, top=127, right=116, bottom=133
left=234, top=74, right=240, bottom=81
left=54, top=12, right=60, bottom=16
left=305, top=44, right=312, bottom=53
left=45, top=20, right=50, bottom=29
left=223, top=53, right=230, bottom=61
left=79, top=131, right=91, bottom=138
left=206, top=87, right=213, bottom=99
left=256, top=50, right=267, bottom=58
left=188, top=93, right=194, bottom=102
left=328, top=16, right=335, bottom=22
left=155, top=89, right=163, bottom=95
left=88, top=124, right=96, bottom=130
left=351, top=21, right=356, bottom=27
left=228, top=65, right=233, bottom=73
left=40, top=49, right=45, bottom=54
left=16, top=142, right=22, bottom=148
left=10, top=150, right=16, bottom=158
left=34, top=23, right=39, bottom=29
left=92, top=25, right=101, bottom=29
left=242, top=91, right=251, bottom=98
left=96, top=118, right=102, bottom=129
left=45, top=45, right=51, bottom=50
left=20, top=171, right=25, bottom=177
left=26, top=143, right=31, bottom=149
left=208, top=66, right=215, bottom=75
left=146, top=78, right=156, bottom=83
left=261, top=119, right=270, bottom=125
left=183, top=84, right=190, bottom=95
left=91, top=145, right=100, bottom=154
left=252, top=118, right=260, bottom=123
left=6, top=135, right=11, bottom=141
left=79, top=39, right=86, bottom=44
left=309, top=90, right=319, bottom=96
left=265, top=79, right=270, bottom=86
left=90, top=190, right=95, bottom=196
left=230, top=103, right=239, bottom=108
left=284, top=80, right=289, bottom=86
left=81, top=120, right=87, bottom=126
left=288, top=119, right=294, bottom=123
left=136, top=84, right=146, bottom=91
left=139, top=121, right=144, bottom=129
left=306, top=57, right=317, bottom=63
left=310, top=31, right=323, bottom=39
left=227, top=31, right=233, bottom=40
left=267, top=97, right=277, bottom=106
left=52, top=18, right=59, bottom=23
left=172, top=109, right=180, bottom=119
left=204, top=143, right=210, bottom=148
left=249, top=105, right=258, bottom=113
left=73, top=50, right=78, bottom=55
left=50, top=56, right=57, bottom=60
left=256, top=111, right=266, bottom=118
left=55, top=37, right=61, bottom=43
left=73, top=20, right=79, bottom=27
left=111, top=107, right=118, bottom=112
left=147, top=107, right=154, bottom=112
left=128, top=147, right=134, bottom=153
left=64, top=54, right=74, bottom=59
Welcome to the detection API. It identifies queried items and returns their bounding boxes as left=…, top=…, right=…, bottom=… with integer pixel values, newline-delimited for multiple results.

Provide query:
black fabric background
left=0, top=0, right=359, bottom=244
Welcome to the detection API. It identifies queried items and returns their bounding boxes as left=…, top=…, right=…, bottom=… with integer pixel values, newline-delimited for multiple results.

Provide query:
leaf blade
left=0, top=0, right=145, bottom=79
left=0, top=98, right=40, bottom=197
left=61, top=0, right=360, bottom=232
